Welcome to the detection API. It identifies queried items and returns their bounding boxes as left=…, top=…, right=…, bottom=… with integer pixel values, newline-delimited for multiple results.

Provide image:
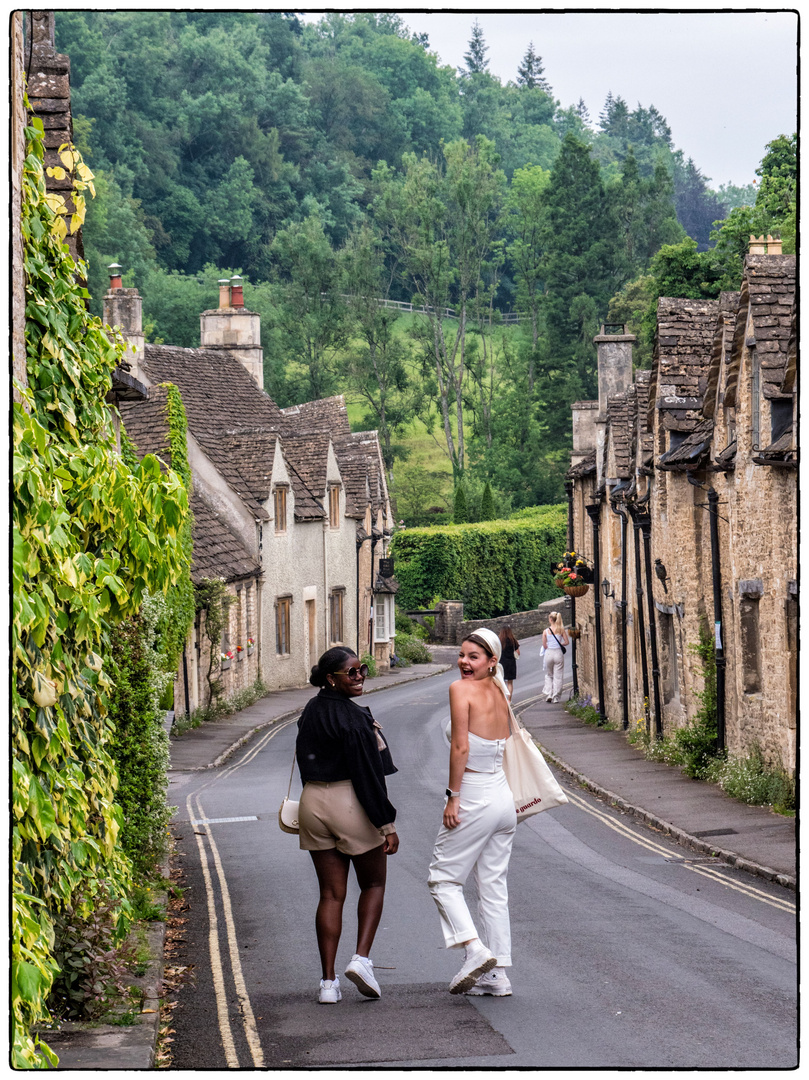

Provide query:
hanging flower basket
left=564, top=583, right=589, bottom=597
left=554, top=561, right=588, bottom=595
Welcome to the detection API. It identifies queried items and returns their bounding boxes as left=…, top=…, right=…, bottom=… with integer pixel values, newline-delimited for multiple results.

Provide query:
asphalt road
left=166, top=641, right=797, bottom=1069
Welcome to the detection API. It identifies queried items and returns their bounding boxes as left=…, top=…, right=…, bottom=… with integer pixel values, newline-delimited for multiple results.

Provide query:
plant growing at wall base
left=107, top=598, right=175, bottom=876
left=194, top=577, right=234, bottom=706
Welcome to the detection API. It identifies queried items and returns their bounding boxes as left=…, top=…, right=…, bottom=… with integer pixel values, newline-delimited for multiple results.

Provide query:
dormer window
left=274, top=485, right=288, bottom=534
left=329, top=485, right=341, bottom=528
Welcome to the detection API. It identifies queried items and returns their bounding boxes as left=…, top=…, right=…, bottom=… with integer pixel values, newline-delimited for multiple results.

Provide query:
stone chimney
left=749, top=234, right=783, bottom=255
left=593, top=323, right=635, bottom=489
left=594, top=323, right=635, bottom=421
left=102, top=264, right=146, bottom=382
left=199, top=274, right=263, bottom=387
left=570, top=400, right=598, bottom=466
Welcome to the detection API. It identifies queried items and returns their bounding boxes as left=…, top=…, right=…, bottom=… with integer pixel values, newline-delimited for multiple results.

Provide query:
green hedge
left=391, top=504, right=567, bottom=620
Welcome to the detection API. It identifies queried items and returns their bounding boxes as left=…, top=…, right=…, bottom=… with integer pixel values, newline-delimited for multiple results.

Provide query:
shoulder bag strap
left=287, top=750, right=297, bottom=798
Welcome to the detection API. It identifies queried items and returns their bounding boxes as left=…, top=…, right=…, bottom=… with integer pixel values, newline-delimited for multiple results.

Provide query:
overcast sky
left=301, top=8, right=798, bottom=189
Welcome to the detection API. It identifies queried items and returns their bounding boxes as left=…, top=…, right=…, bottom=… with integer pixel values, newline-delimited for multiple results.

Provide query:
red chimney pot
left=230, top=275, right=244, bottom=307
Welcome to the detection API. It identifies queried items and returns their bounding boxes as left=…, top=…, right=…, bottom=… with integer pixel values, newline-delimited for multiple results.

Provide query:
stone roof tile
left=726, top=255, right=796, bottom=406
left=189, top=490, right=261, bottom=585
left=119, top=385, right=173, bottom=467
left=649, top=297, right=719, bottom=430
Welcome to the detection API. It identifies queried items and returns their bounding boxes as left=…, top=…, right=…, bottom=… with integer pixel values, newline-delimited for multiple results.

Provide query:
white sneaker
left=318, top=977, right=341, bottom=1003
left=344, top=954, right=381, bottom=998
left=449, top=942, right=496, bottom=994
left=466, top=966, right=512, bottom=996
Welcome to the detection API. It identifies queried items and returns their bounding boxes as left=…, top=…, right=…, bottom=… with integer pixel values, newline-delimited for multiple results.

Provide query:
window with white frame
left=374, top=595, right=388, bottom=641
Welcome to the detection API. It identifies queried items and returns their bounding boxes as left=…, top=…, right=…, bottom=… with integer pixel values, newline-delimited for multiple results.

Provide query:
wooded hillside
left=56, top=12, right=795, bottom=512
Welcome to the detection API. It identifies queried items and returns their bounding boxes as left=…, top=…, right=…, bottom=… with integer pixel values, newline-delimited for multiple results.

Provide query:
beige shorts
left=298, top=780, right=387, bottom=856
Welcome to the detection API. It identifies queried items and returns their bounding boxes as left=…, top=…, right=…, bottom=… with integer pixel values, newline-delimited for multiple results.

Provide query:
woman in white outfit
left=428, top=628, right=517, bottom=997
left=542, top=611, right=569, bottom=703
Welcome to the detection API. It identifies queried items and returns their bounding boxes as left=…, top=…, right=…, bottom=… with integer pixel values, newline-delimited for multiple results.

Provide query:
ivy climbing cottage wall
left=11, top=114, right=191, bottom=1065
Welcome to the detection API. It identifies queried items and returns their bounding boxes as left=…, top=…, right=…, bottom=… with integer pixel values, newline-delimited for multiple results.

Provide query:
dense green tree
left=453, top=483, right=469, bottom=523
left=376, top=137, right=505, bottom=477
left=463, top=19, right=489, bottom=74
left=610, top=150, right=684, bottom=276
left=265, top=214, right=349, bottom=401
left=340, top=224, right=419, bottom=471
left=516, top=42, right=552, bottom=93
left=504, top=163, right=551, bottom=370
left=540, top=134, right=624, bottom=397
left=480, top=481, right=495, bottom=521
left=672, top=156, right=726, bottom=250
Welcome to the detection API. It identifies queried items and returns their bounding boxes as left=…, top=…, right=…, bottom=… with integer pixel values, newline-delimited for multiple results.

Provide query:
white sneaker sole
left=465, top=985, right=512, bottom=997
left=344, top=967, right=381, bottom=998
left=449, top=955, right=497, bottom=994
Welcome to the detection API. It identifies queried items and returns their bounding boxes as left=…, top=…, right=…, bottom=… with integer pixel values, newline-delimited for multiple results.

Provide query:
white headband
left=465, top=628, right=510, bottom=703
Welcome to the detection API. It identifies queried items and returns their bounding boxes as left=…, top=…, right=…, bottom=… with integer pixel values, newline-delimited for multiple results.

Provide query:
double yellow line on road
left=184, top=715, right=300, bottom=1068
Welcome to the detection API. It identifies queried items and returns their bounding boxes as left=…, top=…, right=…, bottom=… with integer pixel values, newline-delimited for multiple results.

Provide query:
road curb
left=175, top=664, right=453, bottom=772
left=537, top=742, right=796, bottom=893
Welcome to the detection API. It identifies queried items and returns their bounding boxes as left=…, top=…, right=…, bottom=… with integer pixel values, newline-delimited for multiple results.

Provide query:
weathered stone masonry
left=567, top=247, right=796, bottom=774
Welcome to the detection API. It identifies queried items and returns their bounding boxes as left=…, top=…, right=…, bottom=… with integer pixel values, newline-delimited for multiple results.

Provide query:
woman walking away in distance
left=429, top=627, right=517, bottom=997
left=296, top=647, right=399, bottom=1004
left=498, top=625, right=520, bottom=702
left=542, top=611, right=569, bottom=703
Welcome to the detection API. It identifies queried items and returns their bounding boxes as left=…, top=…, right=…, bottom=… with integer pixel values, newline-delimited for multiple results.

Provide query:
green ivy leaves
left=12, top=112, right=192, bottom=1066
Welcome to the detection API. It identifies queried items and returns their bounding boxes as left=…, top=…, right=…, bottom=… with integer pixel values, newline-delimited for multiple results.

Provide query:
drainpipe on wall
left=369, top=529, right=381, bottom=654
left=355, top=528, right=367, bottom=656
left=639, top=516, right=664, bottom=738
left=626, top=501, right=651, bottom=736
left=610, top=497, right=630, bottom=730
left=182, top=644, right=191, bottom=718
left=564, top=481, right=579, bottom=698
left=585, top=501, right=607, bottom=725
left=707, top=487, right=727, bottom=752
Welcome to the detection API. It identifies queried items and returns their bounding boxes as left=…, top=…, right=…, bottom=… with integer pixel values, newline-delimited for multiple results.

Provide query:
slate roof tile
left=189, top=490, right=261, bottom=585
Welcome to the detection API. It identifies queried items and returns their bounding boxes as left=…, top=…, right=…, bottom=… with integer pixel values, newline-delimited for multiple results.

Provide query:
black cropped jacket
left=296, top=687, right=397, bottom=830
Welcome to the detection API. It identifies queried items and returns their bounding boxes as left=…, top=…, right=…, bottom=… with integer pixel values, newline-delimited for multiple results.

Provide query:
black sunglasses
left=335, top=664, right=369, bottom=680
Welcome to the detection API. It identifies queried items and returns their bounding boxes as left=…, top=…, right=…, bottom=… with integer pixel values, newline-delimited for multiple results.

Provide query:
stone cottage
left=110, top=274, right=395, bottom=708
left=566, top=242, right=796, bottom=775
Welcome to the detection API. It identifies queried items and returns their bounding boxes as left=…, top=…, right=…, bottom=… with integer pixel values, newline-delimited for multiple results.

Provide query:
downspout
left=640, top=516, right=663, bottom=738
left=369, top=530, right=381, bottom=655
left=323, top=517, right=328, bottom=653
left=610, top=497, right=629, bottom=730
left=626, top=501, right=651, bottom=736
left=564, top=481, right=579, bottom=698
left=182, top=643, right=191, bottom=718
left=355, top=530, right=366, bottom=656
left=585, top=501, right=607, bottom=725
left=707, top=487, right=727, bottom=752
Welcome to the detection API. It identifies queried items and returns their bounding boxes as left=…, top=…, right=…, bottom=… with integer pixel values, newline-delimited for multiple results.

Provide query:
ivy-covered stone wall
left=12, top=113, right=191, bottom=1067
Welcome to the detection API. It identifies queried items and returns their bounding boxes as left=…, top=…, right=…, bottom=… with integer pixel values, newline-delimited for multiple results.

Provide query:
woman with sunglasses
left=296, top=646, right=399, bottom=1004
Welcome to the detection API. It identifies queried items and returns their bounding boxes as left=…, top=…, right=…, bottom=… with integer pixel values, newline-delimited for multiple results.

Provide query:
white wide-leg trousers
left=543, top=649, right=564, bottom=700
left=428, top=769, right=517, bottom=966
